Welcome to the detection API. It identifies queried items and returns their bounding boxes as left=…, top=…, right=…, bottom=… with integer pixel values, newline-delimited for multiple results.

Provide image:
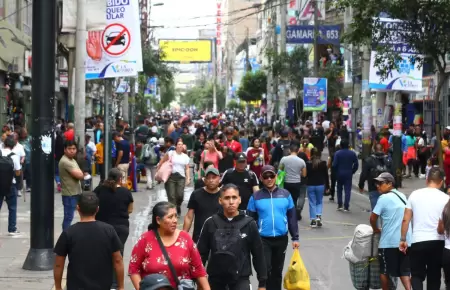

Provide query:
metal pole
left=123, top=79, right=129, bottom=122
left=67, top=49, right=75, bottom=121
left=213, top=38, right=218, bottom=113
left=272, top=5, right=278, bottom=120
left=313, top=0, right=319, bottom=76
left=74, top=0, right=87, bottom=148
left=103, top=79, right=112, bottom=177
left=23, top=0, right=56, bottom=271
left=279, top=0, right=287, bottom=121
left=361, top=46, right=372, bottom=160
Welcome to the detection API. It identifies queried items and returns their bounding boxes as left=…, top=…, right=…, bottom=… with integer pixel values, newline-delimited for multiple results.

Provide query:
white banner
left=62, top=0, right=107, bottom=33
left=86, top=0, right=143, bottom=79
left=369, top=52, right=422, bottom=91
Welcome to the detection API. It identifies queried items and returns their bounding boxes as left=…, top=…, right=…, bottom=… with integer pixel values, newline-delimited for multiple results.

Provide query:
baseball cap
left=236, top=152, right=247, bottom=163
left=446, top=126, right=450, bottom=130
left=374, top=172, right=395, bottom=184
left=261, top=165, right=276, bottom=176
left=140, top=274, right=174, bottom=290
left=205, top=167, right=220, bottom=176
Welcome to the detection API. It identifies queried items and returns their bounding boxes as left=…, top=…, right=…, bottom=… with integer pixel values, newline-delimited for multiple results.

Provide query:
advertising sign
left=369, top=51, right=422, bottom=91
left=85, top=0, right=143, bottom=79
left=369, top=18, right=422, bottom=91
left=286, top=25, right=340, bottom=45
left=303, top=78, right=327, bottom=112
left=144, top=77, right=157, bottom=98
left=159, top=39, right=213, bottom=63
left=298, top=0, right=325, bottom=20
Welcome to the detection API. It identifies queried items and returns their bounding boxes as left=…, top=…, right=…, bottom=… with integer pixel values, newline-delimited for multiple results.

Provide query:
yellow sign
left=159, top=39, right=212, bottom=63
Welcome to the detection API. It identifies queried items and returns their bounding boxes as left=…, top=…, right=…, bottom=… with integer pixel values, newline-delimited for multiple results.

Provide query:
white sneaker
left=419, top=174, right=426, bottom=179
left=17, top=190, right=22, bottom=197
left=8, top=230, right=21, bottom=236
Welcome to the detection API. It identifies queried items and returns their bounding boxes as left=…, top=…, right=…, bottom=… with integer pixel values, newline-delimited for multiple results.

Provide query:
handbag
left=155, top=154, right=173, bottom=183
left=154, top=230, right=196, bottom=290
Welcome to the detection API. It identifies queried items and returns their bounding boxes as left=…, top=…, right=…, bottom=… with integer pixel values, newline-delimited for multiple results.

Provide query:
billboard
left=159, top=39, right=212, bottom=63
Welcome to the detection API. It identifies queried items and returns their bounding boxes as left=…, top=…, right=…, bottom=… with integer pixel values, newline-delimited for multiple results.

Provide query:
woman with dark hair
left=129, top=202, right=209, bottom=290
left=404, top=129, right=417, bottom=178
left=306, top=148, right=329, bottom=228
left=247, top=137, right=265, bottom=178
left=94, top=168, right=134, bottom=289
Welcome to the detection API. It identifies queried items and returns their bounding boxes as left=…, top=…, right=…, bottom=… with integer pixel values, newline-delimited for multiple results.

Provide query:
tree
left=237, top=71, right=267, bottom=102
left=142, top=48, right=175, bottom=84
left=227, top=99, right=243, bottom=111
left=266, top=46, right=310, bottom=98
left=319, top=62, right=345, bottom=114
left=182, top=82, right=226, bottom=111
left=335, top=0, right=450, bottom=165
left=159, top=79, right=176, bottom=109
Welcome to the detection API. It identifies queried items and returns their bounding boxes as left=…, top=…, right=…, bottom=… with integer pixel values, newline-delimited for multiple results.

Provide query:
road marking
left=302, top=235, right=353, bottom=241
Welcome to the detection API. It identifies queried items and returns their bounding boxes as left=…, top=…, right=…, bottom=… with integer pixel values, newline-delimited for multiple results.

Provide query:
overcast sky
left=150, top=0, right=216, bottom=41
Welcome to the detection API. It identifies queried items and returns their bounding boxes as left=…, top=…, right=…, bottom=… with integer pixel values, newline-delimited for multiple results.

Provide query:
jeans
left=62, top=195, right=79, bottom=231
left=55, top=165, right=61, bottom=184
left=307, top=185, right=325, bottom=220
left=0, top=185, right=18, bottom=232
left=369, top=191, right=380, bottom=210
left=164, top=173, right=186, bottom=207
left=111, top=225, right=129, bottom=289
left=262, top=235, right=288, bottom=290
left=337, top=177, right=352, bottom=209
left=24, top=163, right=31, bottom=189
left=410, top=240, right=444, bottom=290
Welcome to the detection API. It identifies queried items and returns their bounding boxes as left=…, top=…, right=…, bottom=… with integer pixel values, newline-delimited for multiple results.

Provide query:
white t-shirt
left=12, top=143, right=25, bottom=169
left=1, top=148, right=21, bottom=184
left=169, top=151, right=190, bottom=178
left=407, top=187, right=449, bottom=244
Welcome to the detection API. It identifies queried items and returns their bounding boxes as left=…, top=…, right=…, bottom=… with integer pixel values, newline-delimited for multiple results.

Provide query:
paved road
left=0, top=169, right=430, bottom=289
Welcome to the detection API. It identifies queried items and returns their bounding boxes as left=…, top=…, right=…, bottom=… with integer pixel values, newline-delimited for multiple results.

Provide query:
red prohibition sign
left=101, top=23, right=131, bottom=56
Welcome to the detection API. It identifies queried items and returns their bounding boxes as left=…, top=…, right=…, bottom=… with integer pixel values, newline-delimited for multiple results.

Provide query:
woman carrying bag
left=128, top=202, right=210, bottom=290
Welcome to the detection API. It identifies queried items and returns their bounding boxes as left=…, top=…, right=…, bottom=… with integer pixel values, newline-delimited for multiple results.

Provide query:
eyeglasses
left=262, top=174, right=276, bottom=180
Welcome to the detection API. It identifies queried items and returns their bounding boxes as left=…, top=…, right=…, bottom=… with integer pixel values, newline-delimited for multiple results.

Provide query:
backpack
left=369, top=155, right=391, bottom=181
left=143, top=144, right=158, bottom=165
left=0, top=151, right=15, bottom=191
left=281, top=140, right=291, bottom=157
left=207, top=215, right=253, bottom=283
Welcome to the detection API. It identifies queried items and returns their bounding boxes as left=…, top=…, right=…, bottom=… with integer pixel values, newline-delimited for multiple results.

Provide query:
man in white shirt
left=400, top=167, right=449, bottom=290
left=0, top=136, right=21, bottom=235
left=11, top=133, right=25, bottom=197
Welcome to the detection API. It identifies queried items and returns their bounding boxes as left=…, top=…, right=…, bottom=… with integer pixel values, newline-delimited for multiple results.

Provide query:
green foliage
left=319, top=63, right=344, bottom=103
left=265, top=46, right=309, bottom=96
left=159, top=79, right=176, bottom=108
left=142, top=48, right=175, bottom=85
left=237, top=71, right=267, bottom=102
left=226, top=99, right=242, bottom=111
left=334, top=0, right=450, bottom=87
left=182, top=82, right=226, bottom=111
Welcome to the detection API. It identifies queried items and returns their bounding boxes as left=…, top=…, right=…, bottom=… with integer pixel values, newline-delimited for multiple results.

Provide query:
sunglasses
left=262, top=174, right=276, bottom=180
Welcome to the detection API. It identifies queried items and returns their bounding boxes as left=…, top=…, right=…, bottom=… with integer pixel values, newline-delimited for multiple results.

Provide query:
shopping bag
left=283, top=249, right=310, bottom=290
left=276, top=170, right=286, bottom=188
left=155, top=156, right=173, bottom=183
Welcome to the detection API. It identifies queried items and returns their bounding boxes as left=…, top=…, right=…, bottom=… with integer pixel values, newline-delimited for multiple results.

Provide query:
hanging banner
left=303, top=77, right=327, bottom=112
left=86, top=0, right=143, bottom=79
left=144, top=77, right=157, bottom=98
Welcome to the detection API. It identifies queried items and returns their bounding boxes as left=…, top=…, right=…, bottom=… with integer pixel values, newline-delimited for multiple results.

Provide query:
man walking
left=113, top=131, right=131, bottom=182
left=0, top=136, right=21, bottom=235
left=59, top=140, right=84, bottom=230
left=247, top=165, right=299, bottom=290
left=197, top=184, right=267, bottom=290
left=332, top=139, right=358, bottom=211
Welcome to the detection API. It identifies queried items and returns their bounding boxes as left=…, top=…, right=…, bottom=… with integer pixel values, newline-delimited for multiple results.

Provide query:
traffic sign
left=286, top=25, right=340, bottom=45
left=101, top=23, right=131, bottom=56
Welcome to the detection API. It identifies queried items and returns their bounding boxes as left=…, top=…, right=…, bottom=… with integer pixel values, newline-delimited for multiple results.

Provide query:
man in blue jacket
left=332, top=138, right=359, bottom=211
left=247, top=165, right=299, bottom=290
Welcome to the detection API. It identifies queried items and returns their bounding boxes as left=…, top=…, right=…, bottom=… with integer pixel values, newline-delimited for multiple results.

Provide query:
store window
left=22, top=0, right=32, bottom=36
left=6, top=0, right=17, bottom=28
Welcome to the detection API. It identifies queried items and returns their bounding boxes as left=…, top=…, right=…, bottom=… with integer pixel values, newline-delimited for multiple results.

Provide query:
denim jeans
left=55, top=165, right=61, bottom=184
left=337, top=177, right=352, bottom=209
left=0, top=185, right=18, bottom=233
left=369, top=191, right=380, bottom=210
left=307, top=185, right=325, bottom=220
left=62, top=195, right=79, bottom=231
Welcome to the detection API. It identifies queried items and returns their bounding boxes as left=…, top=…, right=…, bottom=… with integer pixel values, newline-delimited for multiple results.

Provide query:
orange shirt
left=95, top=142, right=104, bottom=164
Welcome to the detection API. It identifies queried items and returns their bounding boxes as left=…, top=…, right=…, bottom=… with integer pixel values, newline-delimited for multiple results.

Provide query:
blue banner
left=144, top=77, right=157, bottom=98
left=286, top=25, right=340, bottom=45
left=303, top=78, right=328, bottom=112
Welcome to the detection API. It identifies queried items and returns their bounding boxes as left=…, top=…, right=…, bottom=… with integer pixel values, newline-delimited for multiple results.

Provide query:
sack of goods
left=343, top=224, right=381, bottom=290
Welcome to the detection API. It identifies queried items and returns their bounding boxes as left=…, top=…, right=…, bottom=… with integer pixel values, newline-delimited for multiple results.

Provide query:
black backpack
left=281, top=140, right=291, bottom=157
left=208, top=215, right=253, bottom=283
left=0, top=151, right=15, bottom=191
left=369, top=155, right=391, bottom=181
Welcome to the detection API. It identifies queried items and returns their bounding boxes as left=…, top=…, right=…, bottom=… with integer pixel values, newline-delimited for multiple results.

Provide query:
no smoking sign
left=102, top=23, right=131, bottom=56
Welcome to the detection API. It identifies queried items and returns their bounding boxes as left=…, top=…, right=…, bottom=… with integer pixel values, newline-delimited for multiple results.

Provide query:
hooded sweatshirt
left=196, top=211, right=267, bottom=287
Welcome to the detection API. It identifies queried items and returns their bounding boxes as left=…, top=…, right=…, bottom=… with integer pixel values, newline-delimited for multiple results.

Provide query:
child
left=426, top=157, right=439, bottom=180
left=95, top=134, right=105, bottom=184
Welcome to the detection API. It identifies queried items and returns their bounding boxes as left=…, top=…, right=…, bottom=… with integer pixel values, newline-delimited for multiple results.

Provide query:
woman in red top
left=129, top=202, right=210, bottom=290
left=199, top=140, right=222, bottom=171
left=247, top=138, right=265, bottom=178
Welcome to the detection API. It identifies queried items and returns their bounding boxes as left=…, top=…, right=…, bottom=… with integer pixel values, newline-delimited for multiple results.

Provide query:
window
left=6, top=0, right=17, bottom=27
left=22, top=0, right=32, bottom=36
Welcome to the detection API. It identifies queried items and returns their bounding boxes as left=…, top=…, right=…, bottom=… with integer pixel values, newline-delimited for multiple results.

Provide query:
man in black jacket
left=197, top=183, right=267, bottom=290
left=358, top=143, right=393, bottom=210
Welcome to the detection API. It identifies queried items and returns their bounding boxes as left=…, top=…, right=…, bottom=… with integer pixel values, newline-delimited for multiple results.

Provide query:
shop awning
left=0, top=20, right=32, bottom=74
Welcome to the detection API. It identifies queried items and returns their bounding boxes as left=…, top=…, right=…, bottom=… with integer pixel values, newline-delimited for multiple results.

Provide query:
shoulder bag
left=154, top=230, right=196, bottom=290
left=155, top=153, right=173, bottom=183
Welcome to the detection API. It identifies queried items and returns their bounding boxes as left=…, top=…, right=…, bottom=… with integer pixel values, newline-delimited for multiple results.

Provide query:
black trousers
left=329, top=169, right=337, bottom=198
left=442, top=248, right=450, bottom=290
left=111, top=225, right=129, bottom=288
left=410, top=240, right=444, bottom=290
left=262, top=235, right=288, bottom=290
left=209, top=278, right=250, bottom=290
